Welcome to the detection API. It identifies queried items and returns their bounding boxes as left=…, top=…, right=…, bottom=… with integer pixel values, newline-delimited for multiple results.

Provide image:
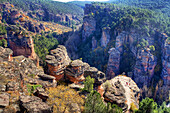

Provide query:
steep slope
left=0, top=0, right=84, bottom=26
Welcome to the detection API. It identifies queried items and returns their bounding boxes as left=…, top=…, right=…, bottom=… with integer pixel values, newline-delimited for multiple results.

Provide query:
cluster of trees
left=83, top=76, right=123, bottom=113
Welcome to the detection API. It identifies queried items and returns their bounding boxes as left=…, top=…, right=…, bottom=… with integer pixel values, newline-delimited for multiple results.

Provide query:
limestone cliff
left=100, top=27, right=111, bottom=47
left=134, top=49, right=157, bottom=87
left=106, top=48, right=120, bottom=79
left=82, top=16, right=96, bottom=41
left=161, top=33, right=170, bottom=87
left=106, top=30, right=157, bottom=87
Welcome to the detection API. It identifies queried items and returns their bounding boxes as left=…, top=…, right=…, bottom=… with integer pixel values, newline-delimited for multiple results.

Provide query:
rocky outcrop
left=134, top=49, right=157, bottom=87
left=65, top=59, right=106, bottom=85
left=100, top=27, right=111, bottom=47
left=99, top=76, right=140, bottom=112
left=82, top=16, right=96, bottom=41
left=106, top=48, right=120, bottom=79
left=46, top=45, right=71, bottom=81
left=0, top=46, right=13, bottom=61
left=161, top=33, right=170, bottom=87
left=19, top=95, right=52, bottom=113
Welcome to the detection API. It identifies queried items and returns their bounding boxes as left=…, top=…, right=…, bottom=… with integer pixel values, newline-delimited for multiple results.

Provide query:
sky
left=53, top=0, right=109, bottom=2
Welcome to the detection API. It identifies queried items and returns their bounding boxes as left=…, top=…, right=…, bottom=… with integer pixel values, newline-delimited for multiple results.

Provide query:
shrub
left=83, top=76, right=95, bottom=92
left=47, top=85, right=84, bottom=113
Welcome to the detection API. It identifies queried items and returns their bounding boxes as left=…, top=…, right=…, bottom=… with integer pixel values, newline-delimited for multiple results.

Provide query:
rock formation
left=99, top=76, right=140, bottom=112
left=106, top=48, right=120, bottom=79
left=100, top=27, right=111, bottom=47
left=46, top=45, right=71, bottom=81
left=82, top=16, right=96, bottom=41
left=134, top=49, right=157, bottom=87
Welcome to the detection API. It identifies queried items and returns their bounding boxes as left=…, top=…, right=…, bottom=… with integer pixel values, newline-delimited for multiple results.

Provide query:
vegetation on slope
left=111, top=0, right=170, bottom=16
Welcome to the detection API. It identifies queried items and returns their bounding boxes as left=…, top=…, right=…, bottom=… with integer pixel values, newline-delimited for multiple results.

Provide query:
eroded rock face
left=101, top=27, right=111, bottom=48
left=106, top=48, right=120, bottom=79
left=99, top=76, right=140, bottom=112
left=46, top=45, right=71, bottom=81
left=161, top=33, right=170, bottom=87
left=134, top=49, right=157, bottom=87
left=82, top=16, right=96, bottom=41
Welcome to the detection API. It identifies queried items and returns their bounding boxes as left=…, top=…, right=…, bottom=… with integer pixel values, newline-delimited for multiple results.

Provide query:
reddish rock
left=8, top=36, right=39, bottom=66
left=46, top=45, right=71, bottom=81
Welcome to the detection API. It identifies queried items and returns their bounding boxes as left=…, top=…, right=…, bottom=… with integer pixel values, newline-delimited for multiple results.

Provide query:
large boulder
left=19, top=95, right=51, bottom=113
left=46, top=45, right=71, bottom=81
left=99, top=76, right=140, bottom=112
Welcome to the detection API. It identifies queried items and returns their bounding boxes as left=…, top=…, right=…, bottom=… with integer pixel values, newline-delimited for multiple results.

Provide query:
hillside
left=110, top=0, right=170, bottom=16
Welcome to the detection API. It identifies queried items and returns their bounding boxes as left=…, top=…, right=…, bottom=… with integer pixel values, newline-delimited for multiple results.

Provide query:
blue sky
left=53, top=0, right=109, bottom=2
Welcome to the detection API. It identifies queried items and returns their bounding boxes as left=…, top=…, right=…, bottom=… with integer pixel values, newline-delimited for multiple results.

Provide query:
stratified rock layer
left=99, top=76, right=140, bottom=112
left=46, top=45, right=71, bottom=81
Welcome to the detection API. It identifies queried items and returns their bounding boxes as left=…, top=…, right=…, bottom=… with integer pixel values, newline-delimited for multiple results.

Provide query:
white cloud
left=53, top=0, right=109, bottom=2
